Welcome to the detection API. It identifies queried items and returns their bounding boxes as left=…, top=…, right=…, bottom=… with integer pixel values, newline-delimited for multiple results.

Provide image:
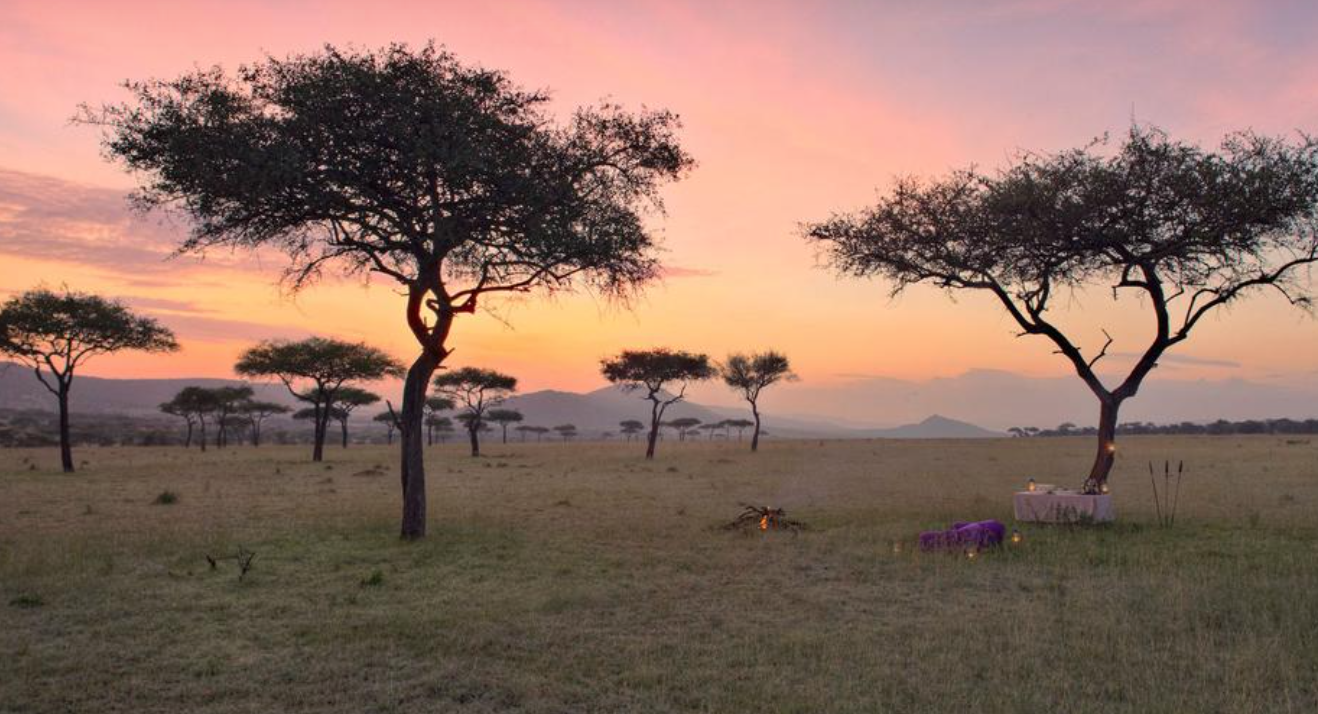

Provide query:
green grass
left=1, top=437, right=1316, bottom=712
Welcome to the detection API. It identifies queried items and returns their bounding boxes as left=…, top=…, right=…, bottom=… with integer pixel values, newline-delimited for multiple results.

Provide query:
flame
left=759, top=515, right=769, bottom=531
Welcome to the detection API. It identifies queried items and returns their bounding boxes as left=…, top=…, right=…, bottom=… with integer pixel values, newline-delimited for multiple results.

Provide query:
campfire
left=724, top=504, right=806, bottom=533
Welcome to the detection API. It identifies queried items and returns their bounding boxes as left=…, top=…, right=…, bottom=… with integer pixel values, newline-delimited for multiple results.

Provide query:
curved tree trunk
left=750, top=404, right=761, bottom=453
left=468, top=423, right=481, bottom=457
left=1082, top=397, right=1122, bottom=494
left=645, top=400, right=662, bottom=459
left=57, top=387, right=74, bottom=473
left=399, top=349, right=441, bottom=539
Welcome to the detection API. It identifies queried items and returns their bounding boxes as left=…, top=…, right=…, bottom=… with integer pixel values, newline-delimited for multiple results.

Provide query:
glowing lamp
left=1027, top=478, right=1037, bottom=493
left=1010, top=530, right=1023, bottom=545
left=1100, top=483, right=1110, bottom=494
left=891, top=541, right=903, bottom=555
left=1105, top=442, right=1117, bottom=453
left=965, top=548, right=978, bottom=560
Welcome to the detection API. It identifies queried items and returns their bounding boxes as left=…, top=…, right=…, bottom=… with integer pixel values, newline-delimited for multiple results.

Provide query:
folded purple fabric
left=918, top=520, right=1006, bottom=551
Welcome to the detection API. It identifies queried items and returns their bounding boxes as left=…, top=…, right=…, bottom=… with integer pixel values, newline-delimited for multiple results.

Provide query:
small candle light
left=965, top=548, right=978, bottom=560
left=1010, top=529, right=1023, bottom=545
left=1100, top=483, right=1110, bottom=494
left=1027, top=478, right=1037, bottom=492
left=1106, top=442, right=1117, bottom=453
left=891, top=541, right=903, bottom=555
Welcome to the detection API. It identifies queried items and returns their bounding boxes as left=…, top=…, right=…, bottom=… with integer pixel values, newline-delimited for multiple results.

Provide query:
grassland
left=2, top=436, right=1316, bottom=713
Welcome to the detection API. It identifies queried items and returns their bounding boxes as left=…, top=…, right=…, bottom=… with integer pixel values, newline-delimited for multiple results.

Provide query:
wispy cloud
left=1111, top=351, right=1241, bottom=368
left=661, top=265, right=719, bottom=279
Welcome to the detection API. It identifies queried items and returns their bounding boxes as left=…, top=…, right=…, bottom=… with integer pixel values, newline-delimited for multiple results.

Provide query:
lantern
left=1010, top=529, right=1023, bottom=545
left=1027, top=478, right=1037, bottom=493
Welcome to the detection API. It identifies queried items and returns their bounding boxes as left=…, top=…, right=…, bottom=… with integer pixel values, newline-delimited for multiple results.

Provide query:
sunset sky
left=2, top=0, right=1317, bottom=420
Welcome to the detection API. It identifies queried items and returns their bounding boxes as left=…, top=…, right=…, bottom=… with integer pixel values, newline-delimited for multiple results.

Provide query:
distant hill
left=0, top=362, right=295, bottom=415
left=0, top=364, right=1001, bottom=439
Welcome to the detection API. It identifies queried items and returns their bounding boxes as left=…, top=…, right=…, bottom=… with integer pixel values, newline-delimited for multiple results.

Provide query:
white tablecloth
left=1013, top=492, right=1114, bottom=523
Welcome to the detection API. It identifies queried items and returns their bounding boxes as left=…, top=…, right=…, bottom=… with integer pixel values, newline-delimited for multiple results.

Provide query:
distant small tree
left=433, top=367, right=517, bottom=457
left=294, top=407, right=347, bottom=445
left=553, top=424, right=578, bottom=442
left=375, top=411, right=399, bottom=445
left=600, top=349, right=714, bottom=459
left=486, top=408, right=524, bottom=444
left=424, top=396, right=455, bottom=446
left=209, top=385, right=254, bottom=448
left=670, top=417, right=702, bottom=441
left=699, top=422, right=722, bottom=440
left=163, top=387, right=220, bottom=451
left=514, top=424, right=538, bottom=442
left=220, top=415, right=250, bottom=445
left=329, top=387, right=381, bottom=448
left=236, top=337, right=402, bottom=461
left=725, top=418, right=754, bottom=441
left=427, top=415, right=455, bottom=443
left=528, top=425, right=551, bottom=442
left=0, top=288, right=178, bottom=471
left=720, top=351, right=796, bottom=452
left=239, top=400, right=290, bottom=447
left=805, top=126, right=1318, bottom=492
left=159, top=396, right=198, bottom=448
left=619, top=419, right=644, bottom=442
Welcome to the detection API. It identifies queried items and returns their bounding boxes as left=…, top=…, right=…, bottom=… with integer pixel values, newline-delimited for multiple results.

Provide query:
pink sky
left=2, top=0, right=1317, bottom=416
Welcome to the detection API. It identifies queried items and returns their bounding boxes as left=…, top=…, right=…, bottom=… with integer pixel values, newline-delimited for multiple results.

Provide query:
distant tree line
left=1009, top=419, right=1318, bottom=438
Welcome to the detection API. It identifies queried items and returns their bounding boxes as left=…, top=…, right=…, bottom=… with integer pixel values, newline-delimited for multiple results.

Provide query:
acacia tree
left=514, top=424, right=537, bottom=442
left=159, top=395, right=198, bottom=448
left=553, top=424, right=578, bottom=442
left=375, top=411, right=399, bottom=445
left=670, top=417, right=702, bottom=441
left=720, top=351, right=797, bottom=452
left=163, top=386, right=219, bottom=451
left=600, top=349, right=714, bottom=459
left=726, top=418, right=755, bottom=441
left=423, top=396, right=455, bottom=446
left=486, top=408, right=524, bottom=444
left=240, top=400, right=290, bottom=447
left=0, top=288, right=177, bottom=471
left=86, top=43, right=691, bottom=539
left=434, top=367, right=517, bottom=457
left=331, top=387, right=381, bottom=448
left=209, top=385, right=254, bottom=448
left=805, top=126, right=1318, bottom=493
left=619, top=419, right=644, bottom=441
left=235, top=338, right=402, bottom=462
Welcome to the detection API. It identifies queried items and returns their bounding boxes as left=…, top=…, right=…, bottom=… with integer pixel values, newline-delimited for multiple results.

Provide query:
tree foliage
left=600, top=348, right=713, bottom=458
left=720, top=350, right=796, bottom=451
left=805, top=126, right=1318, bottom=490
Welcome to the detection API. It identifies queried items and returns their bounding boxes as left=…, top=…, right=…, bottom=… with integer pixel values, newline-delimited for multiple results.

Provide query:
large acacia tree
left=720, top=351, right=796, bottom=452
left=433, top=367, right=517, bottom=457
left=86, top=43, right=691, bottom=538
left=805, top=127, right=1318, bottom=492
left=0, top=288, right=178, bottom=471
left=600, top=349, right=714, bottom=459
left=235, top=337, right=402, bottom=461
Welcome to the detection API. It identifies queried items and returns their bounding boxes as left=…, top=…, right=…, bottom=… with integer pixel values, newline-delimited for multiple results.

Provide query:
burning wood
left=724, top=504, right=806, bottom=533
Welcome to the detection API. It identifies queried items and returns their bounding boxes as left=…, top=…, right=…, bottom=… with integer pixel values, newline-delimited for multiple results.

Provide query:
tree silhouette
left=236, top=338, right=402, bottom=462
left=619, top=419, right=645, bottom=442
left=725, top=418, right=755, bottom=441
left=0, top=288, right=177, bottom=471
left=240, top=400, right=289, bottom=447
left=86, top=43, right=692, bottom=539
left=600, top=349, right=714, bottom=459
left=806, top=126, right=1318, bottom=492
left=209, top=385, right=254, bottom=449
left=486, top=408, right=524, bottom=444
left=423, top=396, right=455, bottom=446
left=720, top=351, right=796, bottom=452
left=160, top=386, right=218, bottom=450
left=330, top=387, right=381, bottom=448
left=553, top=424, right=578, bottom=442
left=374, top=411, right=399, bottom=445
left=433, top=367, right=517, bottom=457
left=513, top=424, right=539, bottom=442
left=669, top=417, right=702, bottom=441
left=426, top=415, right=455, bottom=443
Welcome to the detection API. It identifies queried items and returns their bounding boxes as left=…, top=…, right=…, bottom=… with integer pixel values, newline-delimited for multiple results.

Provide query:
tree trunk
left=57, top=386, right=74, bottom=473
left=341, top=418, right=349, bottom=448
left=184, top=421, right=193, bottom=448
left=387, top=428, right=394, bottom=446
left=501, top=425, right=508, bottom=444
left=750, top=405, right=761, bottom=452
left=198, top=417, right=208, bottom=452
left=251, top=420, right=261, bottom=447
left=645, top=400, right=662, bottom=459
left=311, top=404, right=324, bottom=462
left=399, top=349, right=441, bottom=540
left=468, top=423, right=480, bottom=457
left=1082, top=398, right=1121, bottom=494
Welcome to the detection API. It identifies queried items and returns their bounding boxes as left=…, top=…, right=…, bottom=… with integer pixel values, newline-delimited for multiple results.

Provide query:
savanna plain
left=2, top=436, right=1316, bottom=713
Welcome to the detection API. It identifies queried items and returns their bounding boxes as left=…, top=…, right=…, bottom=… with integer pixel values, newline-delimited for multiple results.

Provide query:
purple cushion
left=918, top=519, right=1006, bottom=551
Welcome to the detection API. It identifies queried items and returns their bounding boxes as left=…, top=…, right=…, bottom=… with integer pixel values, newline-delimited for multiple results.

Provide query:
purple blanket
left=918, top=520, right=1006, bottom=552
